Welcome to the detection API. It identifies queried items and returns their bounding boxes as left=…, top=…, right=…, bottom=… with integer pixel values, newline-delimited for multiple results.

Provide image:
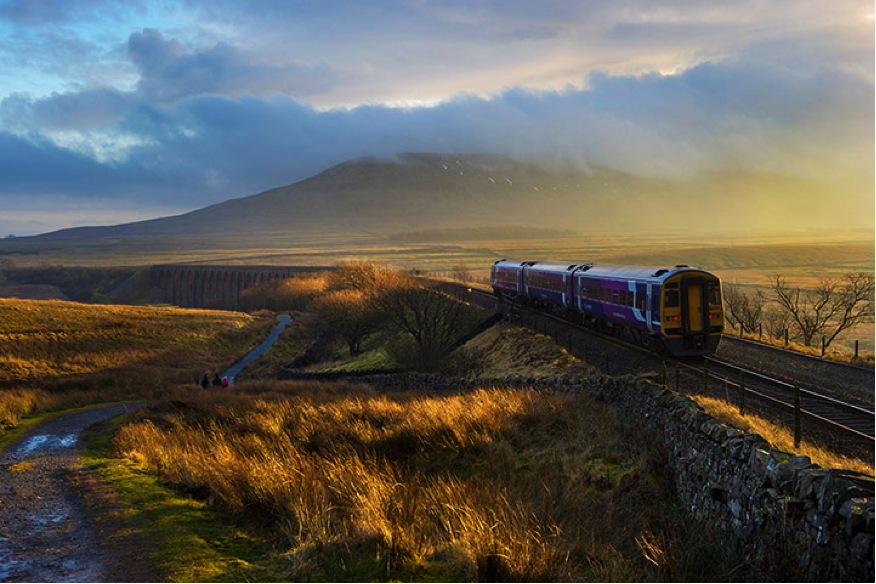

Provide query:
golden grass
left=461, top=324, right=593, bottom=376
left=111, top=382, right=745, bottom=581
left=0, top=298, right=253, bottom=382
left=693, top=395, right=873, bottom=476
left=0, top=298, right=275, bottom=439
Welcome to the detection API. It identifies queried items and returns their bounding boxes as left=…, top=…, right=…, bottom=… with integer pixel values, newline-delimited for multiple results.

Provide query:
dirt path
left=0, top=317, right=292, bottom=582
left=0, top=403, right=145, bottom=583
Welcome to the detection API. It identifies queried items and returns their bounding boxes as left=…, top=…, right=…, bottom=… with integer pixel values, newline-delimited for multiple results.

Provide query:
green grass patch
left=308, top=345, right=395, bottom=372
left=79, top=414, right=284, bottom=582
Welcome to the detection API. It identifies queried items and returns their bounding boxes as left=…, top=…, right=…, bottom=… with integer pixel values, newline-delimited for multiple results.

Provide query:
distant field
left=1, top=228, right=872, bottom=352
left=2, top=227, right=870, bottom=271
left=0, top=299, right=257, bottom=384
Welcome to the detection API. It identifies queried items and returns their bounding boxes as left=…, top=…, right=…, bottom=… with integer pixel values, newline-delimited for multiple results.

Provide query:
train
left=491, top=260, right=724, bottom=356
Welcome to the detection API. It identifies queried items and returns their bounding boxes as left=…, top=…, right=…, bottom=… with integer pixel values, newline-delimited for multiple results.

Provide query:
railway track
left=434, top=280, right=875, bottom=455
left=689, top=356, right=875, bottom=440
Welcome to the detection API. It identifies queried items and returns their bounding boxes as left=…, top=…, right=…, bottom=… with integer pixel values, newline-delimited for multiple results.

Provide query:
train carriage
left=521, top=261, right=577, bottom=310
left=490, top=260, right=526, bottom=297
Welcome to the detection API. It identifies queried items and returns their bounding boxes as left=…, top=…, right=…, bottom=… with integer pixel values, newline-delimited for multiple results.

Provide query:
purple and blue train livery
left=491, top=260, right=724, bottom=357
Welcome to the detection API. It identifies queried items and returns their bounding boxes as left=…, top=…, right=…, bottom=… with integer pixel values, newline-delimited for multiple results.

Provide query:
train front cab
left=660, top=270, right=723, bottom=356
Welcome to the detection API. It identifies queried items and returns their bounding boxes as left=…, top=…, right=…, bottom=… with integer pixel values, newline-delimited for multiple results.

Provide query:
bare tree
left=313, top=289, right=383, bottom=356
left=722, top=283, right=765, bottom=334
left=763, top=308, right=794, bottom=342
left=376, top=279, right=482, bottom=370
left=770, top=272, right=874, bottom=348
left=327, top=260, right=403, bottom=292
left=451, top=263, right=472, bottom=284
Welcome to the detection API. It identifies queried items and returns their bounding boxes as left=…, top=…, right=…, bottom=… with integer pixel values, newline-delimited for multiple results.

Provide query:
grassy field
left=1, top=292, right=870, bottom=581
left=0, top=298, right=275, bottom=437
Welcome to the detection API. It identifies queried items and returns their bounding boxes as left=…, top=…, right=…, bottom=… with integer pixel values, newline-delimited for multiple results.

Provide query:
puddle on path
left=13, top=433, right=79, bottom=456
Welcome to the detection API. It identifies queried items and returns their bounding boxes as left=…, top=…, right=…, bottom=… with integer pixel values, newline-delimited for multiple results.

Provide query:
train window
left=636, top=293, right=645, bottom=310
left=612, top=289, right=620, bottom=305
left=628, top=291, right=635, bottom=308
left=618, top=290, right=626, bottom=306
left=665, top=289, right=680, bottom=308
left=709, top=284, right=721, bottom=305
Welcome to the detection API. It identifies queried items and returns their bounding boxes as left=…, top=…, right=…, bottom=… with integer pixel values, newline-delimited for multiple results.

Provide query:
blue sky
left=0, top=0, right=873, bottom=235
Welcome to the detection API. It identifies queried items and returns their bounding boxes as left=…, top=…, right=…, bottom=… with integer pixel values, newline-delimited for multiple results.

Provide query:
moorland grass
left=0, top=298, right=275, bottom=438
left=109, top=381, right=750, bottom=581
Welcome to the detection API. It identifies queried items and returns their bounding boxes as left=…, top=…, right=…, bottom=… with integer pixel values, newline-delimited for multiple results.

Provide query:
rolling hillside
left=2, top=153, right=865, bottom=246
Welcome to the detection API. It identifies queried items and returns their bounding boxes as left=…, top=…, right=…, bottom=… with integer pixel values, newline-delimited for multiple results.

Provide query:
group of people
left=200, top=372, right=229, bottom=389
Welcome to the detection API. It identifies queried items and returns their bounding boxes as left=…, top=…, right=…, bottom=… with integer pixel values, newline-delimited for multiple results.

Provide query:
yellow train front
left=656, top=268, right=724, bottom=356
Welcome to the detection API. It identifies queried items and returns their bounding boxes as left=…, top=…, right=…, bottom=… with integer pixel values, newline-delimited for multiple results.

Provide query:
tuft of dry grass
left=460, top=324, right=594, bottom=377
left=694, top=395, right=873, bottom=476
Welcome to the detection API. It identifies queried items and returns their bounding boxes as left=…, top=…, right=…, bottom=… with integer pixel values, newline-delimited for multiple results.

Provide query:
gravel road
left=0, top=403, right=145, bottom=583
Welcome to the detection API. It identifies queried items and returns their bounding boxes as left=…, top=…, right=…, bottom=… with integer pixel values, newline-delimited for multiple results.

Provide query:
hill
left=2, top=153, right=867, bottom=248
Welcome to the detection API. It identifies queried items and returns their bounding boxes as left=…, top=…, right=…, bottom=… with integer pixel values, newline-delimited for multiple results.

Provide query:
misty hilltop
left=12, top=153, right=871, bottom=242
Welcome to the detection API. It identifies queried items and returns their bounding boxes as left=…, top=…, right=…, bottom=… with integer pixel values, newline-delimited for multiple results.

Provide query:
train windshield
left=709, top=283, right=721, bottom=305
left=664, top=289, right=680, bottom=308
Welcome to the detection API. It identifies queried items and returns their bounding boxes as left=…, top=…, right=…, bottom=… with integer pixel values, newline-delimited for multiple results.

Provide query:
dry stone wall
left=592, top=375, right=874, bottom=582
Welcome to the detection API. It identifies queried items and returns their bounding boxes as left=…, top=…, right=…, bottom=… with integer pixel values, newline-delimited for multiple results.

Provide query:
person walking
left=221, top=376, right=230, bottom=387
left=212, top=373, right=222, bottom=387
left=200, top=373, right=210, bottom=390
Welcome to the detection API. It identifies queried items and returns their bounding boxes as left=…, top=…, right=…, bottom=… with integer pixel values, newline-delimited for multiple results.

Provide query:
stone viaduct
left=151, top=265, right=330, bottom=310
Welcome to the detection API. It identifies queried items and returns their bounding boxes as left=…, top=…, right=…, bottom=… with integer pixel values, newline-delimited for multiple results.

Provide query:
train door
left=681, top=278, right=708, bottom=333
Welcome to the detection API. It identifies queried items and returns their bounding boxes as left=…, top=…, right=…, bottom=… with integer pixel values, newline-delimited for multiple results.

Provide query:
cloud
left=0, top=49, right=871, bottom=212
left=127, top=28, right=338, bottom=102
left=0, top=3, right=871, bottom=233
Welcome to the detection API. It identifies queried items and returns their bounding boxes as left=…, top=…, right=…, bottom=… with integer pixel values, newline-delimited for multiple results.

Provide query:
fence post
left=759, top=323, right=762, bottom=339
left=703, top=360, right=709, bottom=397
left=739, top=371, right=746, bottom=416
left=662, top=361, right=669, bottom=389
left=855, top=340, right=859, bottom=359
left=675, top=364, right=680, bottom=392
left=821, top=336, right=826, bottom=357
left=785, top=329, right=789, bottom=346
left=794, top=386, right=801, bottom=448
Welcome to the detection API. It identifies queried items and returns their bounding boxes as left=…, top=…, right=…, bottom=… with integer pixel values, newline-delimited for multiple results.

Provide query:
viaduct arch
left=151, top=265, right=329, bottom=310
